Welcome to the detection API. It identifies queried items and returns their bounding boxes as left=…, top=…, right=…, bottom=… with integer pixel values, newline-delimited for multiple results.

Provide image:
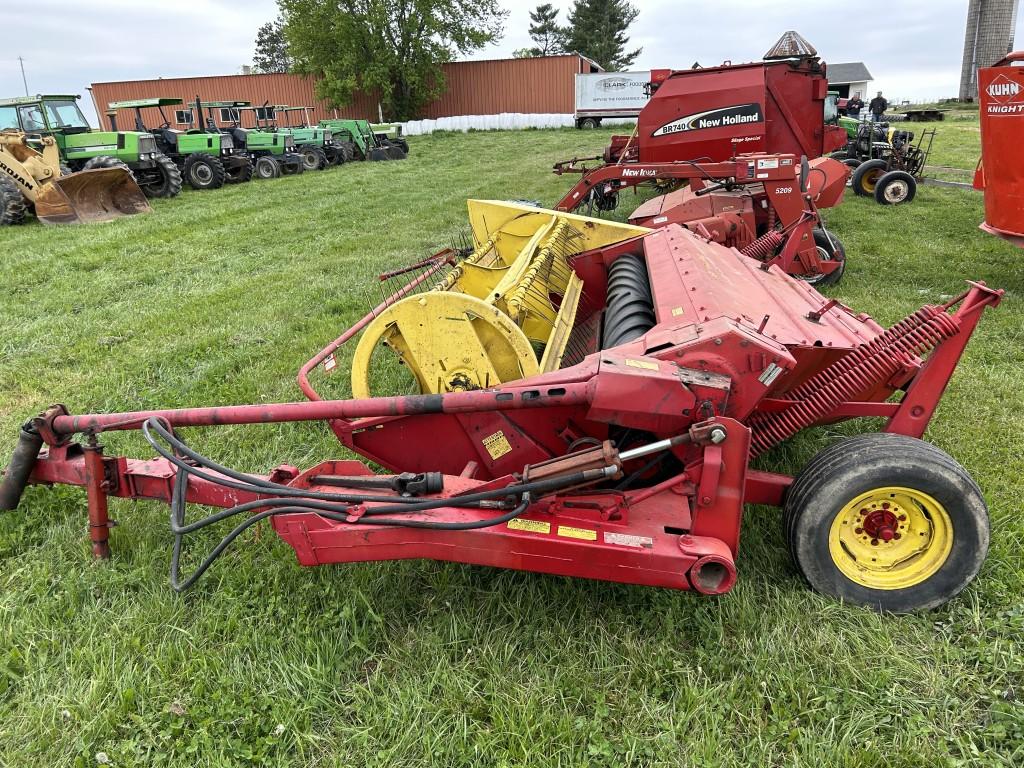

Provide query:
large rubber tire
left=0, top=176, right=27, bottom=226
left=224, top=158, right=253, bottom=184
left=783, top=433, right=989, bottom=613
left=393, top=138, right=410, bottom=155
left=280, top=154, right=304, bottom=175
left=340, top=142, right=356, bottom=162
left=183, top=153, right=226, bottom=191
left=254, top=156, right=282, bottom=179
left=874, top=170, right=917, bottom=205
left=137, top=153, right=183, bottom=199
left=299, top=145, right=329, bottom=171
left=82, top=155, right=131, bottom=176
left=578, top=117, right=600, bottom=129
left=851, top=159, right=888, bottom=197
left=795, top=228, right=846, bottom=287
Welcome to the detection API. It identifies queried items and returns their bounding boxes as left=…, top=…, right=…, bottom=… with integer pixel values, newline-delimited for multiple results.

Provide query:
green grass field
left=1, top=124, right=1022, bottom=767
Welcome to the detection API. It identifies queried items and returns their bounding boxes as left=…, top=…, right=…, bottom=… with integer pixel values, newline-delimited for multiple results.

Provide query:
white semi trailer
left=574, top=70, right=652, bottom=129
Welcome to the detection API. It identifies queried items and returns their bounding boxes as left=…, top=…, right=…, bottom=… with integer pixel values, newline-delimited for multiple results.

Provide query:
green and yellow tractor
left=197, top=100, right=303, bottom=180
left=274, top=106, right=351, bottom=168
left=106, top=98, right=253, bottom=189
left=0, top=94, right=182, bottom=198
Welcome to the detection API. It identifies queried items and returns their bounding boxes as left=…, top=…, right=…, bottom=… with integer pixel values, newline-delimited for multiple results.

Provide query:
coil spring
left=749, top=309, right=960, bottom=456
left=740, top=229, right=785, bottom=261
left=784, top=305, right=940, bottom=403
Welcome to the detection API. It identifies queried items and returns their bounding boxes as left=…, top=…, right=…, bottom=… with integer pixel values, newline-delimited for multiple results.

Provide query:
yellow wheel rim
left=828, top=486, right=953, bottom=590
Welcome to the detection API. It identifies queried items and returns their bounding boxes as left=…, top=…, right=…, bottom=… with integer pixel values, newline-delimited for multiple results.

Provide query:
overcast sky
left=4, top=0, right=1021, bottom=123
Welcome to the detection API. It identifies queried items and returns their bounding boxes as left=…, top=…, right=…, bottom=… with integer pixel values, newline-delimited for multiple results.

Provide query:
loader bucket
left=34, top=168, right=151, bottom=226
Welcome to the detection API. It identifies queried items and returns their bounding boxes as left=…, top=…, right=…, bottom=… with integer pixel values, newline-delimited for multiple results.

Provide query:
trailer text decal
left=652, top=103, right=763, bottom=137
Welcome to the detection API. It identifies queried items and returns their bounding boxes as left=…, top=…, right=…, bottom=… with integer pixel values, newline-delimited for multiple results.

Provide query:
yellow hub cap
left=828, top=486, right=953, bottom=590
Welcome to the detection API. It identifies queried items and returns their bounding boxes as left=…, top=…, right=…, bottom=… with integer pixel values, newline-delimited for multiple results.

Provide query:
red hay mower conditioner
left=0, top=201, right=1002, bottom=611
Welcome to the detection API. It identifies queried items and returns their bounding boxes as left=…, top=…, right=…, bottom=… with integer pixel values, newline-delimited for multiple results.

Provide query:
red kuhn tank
left=974, top=52, right=1024, bottom=248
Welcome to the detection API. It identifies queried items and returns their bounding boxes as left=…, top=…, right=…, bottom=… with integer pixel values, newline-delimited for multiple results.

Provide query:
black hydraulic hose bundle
left=141, top=418, right=605, bottom=591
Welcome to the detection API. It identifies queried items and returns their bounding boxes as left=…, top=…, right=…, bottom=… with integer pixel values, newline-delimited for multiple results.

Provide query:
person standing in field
left=869, top=91, right=888, bottom=122
left=847, top=92, right=865, bottom=118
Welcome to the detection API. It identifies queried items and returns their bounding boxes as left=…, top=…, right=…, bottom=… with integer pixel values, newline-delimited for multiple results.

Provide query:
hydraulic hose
left=145, top=417, right=613, bottom=591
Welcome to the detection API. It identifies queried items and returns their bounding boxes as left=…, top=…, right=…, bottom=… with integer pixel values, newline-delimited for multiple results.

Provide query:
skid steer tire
left=224, top=158, right=253, bottom=184
left=299, top=145, right=329, bottom=171
left=254, top=156, right=282, bottom=180
left=137, top=154, right=183, bottom=199
left=783, top=433, right=988, bottom=613
left=183, top=153, right=226, bottom=191
left=0, top=176, right=27, bottom=226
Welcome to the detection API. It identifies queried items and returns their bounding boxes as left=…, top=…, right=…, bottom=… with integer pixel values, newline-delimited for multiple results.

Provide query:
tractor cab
left=0, top=95, right=92, bottom=140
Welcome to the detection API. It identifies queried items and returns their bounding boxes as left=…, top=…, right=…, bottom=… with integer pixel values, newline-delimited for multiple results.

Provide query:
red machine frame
left=1, top=224, right=1002, bottom=596
left=554, top=153, right=848, bottom=280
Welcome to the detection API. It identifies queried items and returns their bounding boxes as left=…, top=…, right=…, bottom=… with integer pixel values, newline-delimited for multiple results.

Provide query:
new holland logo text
left=653, top=103, right=763, bottom=137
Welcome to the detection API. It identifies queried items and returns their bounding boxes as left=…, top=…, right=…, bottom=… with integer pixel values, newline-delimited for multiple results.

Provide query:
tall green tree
left=253, top=18, right=293, bottom=73
left=279, top=0, right=507, bottom=121
left=528, top=4, right=564, bottom=56
left=562, top=0, right=641, bottom=71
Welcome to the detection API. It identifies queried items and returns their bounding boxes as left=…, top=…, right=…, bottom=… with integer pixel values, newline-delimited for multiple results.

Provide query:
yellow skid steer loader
left=0, top=130, right=150, bottom=225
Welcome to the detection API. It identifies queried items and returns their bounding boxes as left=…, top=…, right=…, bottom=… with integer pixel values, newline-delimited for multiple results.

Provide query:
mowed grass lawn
left=1, top=124, right=1022, bottom=767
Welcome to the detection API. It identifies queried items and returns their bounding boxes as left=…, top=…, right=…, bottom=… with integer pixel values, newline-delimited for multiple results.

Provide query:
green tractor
left=274, top=106, right=351, bottom=168
left=197, top=100, right=303, bottom=180
left=318, top=118, right=406, bottom=161
left=106, top=98, right=253, bottom=190
left=0, top=94, right=182, bottom=198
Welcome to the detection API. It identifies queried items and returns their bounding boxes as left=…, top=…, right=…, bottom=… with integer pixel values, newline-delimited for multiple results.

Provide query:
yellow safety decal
left=625, top=358, right=659, bottom=371
left=557, top=525, right=597, bottom=541
left=508, top=518, right=551, bottom=534
left=671, top=307, right=684, bottom=317
left=482, top=430, right=513, bottom=460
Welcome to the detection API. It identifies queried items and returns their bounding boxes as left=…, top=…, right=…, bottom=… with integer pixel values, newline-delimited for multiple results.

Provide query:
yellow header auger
left=351, top=200, right=649, bottom=398
left=0, top=130, right=150, bottom=225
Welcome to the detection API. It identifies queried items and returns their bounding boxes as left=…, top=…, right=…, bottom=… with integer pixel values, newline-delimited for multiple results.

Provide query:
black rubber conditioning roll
left=601, top=254, right=656, bottom=349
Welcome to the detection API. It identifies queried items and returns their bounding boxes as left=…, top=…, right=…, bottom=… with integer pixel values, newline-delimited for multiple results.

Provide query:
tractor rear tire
left=224, top=158, right=253, bottom=184
left=183, top=153, right=226, bottom=191
left=851, top=159, right=888, bottom=197
left=0, top=176, right=27, bottom=226
left=137, top=153, right=183, bottom=198
left=254, top=156, right=282, bottom=180
left=299, top=145, right=329, bottom=171
left=82, top=155, right=132, bottom=176
left=874, top=171, right=917, bottom=205
left=795, top=229, right=846, bottom=287
left=783, top=433, right=988, bottom=612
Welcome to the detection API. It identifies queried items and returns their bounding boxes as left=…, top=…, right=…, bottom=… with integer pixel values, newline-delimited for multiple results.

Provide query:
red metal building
left=90, top=54, right=600, bottom=130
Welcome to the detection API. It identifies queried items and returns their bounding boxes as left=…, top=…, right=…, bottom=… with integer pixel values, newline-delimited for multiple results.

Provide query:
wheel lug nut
left=871, top=538, right=879, bottom=546
left=893, top=532, right=901, bottom=540
left=855, top=527, right=863, bottom=534
left=898, top=514, right=906, bottom=521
